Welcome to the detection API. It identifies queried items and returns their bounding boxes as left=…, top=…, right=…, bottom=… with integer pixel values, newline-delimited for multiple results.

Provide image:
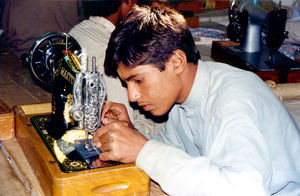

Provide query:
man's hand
left=93, top=121, right=148, bottom=163
left=101, top=101, right=133, bottom=128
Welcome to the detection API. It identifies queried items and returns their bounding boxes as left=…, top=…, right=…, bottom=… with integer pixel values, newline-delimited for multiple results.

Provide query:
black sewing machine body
left=48, top=51, right=81, bottom=139
left=227, top=0, right=300, bottom=79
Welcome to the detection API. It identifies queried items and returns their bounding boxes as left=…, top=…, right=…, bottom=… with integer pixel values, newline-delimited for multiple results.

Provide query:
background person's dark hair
left=82, top=0, right=122, bottom=17
left=104, top=3, right=200, bottom=77
left=82, top=0, right=152, bottom=18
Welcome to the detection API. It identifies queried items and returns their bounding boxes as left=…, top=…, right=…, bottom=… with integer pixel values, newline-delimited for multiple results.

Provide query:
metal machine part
left=225, top=1, right=300, bottom=83
left=28, top=32, right=81, bottom=91
left=227, top=0, right=288, bottom=53
left=227, top=1, right=248, bottom=42
left=84, top=66, right=106, bottom=132
left=69, top=56, right=106, bottom=150
left=238, top=0, right=268, bottom=52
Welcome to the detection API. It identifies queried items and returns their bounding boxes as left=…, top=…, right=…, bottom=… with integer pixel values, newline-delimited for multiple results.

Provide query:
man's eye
left=136, top=78, right=142, bottom=83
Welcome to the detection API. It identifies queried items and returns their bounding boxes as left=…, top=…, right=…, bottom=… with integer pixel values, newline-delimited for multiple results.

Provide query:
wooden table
left=0, top=138, right=166, bottom=195
left=0, top=99, right=31, bottom=195
left=0, top=99, right=14, bottom=140
left=211, top=41, right=300, bottom=83
left=0, top=102, right=167, bottom=196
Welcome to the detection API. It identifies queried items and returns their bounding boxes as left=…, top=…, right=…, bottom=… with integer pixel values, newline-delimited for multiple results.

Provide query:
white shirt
left=137, top=60, right=300, bottom=196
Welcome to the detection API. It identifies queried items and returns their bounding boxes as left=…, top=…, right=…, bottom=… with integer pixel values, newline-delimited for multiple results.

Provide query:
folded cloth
left=283, top=99, right=300, bottom=127
left=266, top=80, right=300, bottom=133
left=265, top=80, right=300, bottom=101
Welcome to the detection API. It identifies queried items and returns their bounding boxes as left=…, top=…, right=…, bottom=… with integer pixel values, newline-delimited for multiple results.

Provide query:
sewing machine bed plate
left=211, top=41, right=300, bottom=83
left=227, top=45, right=300, bottom=71
left=14, top=103, right=150, bottom=196
left=29, top=114, right=121, bottom=173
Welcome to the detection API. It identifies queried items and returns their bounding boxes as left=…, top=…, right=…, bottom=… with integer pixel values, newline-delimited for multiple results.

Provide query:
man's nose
left=128, top=84, right=141, bottom=102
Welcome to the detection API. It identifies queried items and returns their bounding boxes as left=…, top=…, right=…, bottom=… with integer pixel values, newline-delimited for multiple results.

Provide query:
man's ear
left=122, top=0, right=130, bottom=4
left=120, top=0, right=135, bottom=19
left=167, top=49, right=187, bottom=75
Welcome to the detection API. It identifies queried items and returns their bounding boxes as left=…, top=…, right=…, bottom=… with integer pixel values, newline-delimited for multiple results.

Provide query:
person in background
left=93, top=3, right=300, bottom=195
left=1, top=0, right=80, bottom=59
left=69, top=0, right=165, bottom=135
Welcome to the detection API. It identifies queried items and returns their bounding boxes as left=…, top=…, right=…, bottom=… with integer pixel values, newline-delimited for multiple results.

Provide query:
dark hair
left=82, top=0, right=152, bottom=17
left=82, top=1, right=122, bottom=17
left=104, top=3, right=200, bottom=77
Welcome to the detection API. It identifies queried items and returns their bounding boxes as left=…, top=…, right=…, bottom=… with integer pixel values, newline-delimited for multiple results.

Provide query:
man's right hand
left=101, top=101, right=133, bottom=128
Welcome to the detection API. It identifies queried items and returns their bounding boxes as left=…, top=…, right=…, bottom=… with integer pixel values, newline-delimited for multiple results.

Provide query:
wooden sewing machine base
left=211, top=41, right=300, bottom=83
left=10, top=103, right=150, bottom=196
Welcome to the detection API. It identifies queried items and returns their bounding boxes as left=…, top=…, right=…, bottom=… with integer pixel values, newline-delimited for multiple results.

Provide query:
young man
left=93, top=4, right=300, bottom=195
left=69, top=0, right=165, bottom=134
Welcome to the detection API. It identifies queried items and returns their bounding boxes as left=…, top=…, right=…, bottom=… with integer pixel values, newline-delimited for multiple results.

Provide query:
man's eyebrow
left=124, top=74, right=139, bottom=81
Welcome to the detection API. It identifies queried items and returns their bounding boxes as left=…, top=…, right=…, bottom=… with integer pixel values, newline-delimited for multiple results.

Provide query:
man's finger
left=94, top=125, right=111, bottom=138
left=93, top=125, right=111, bottom=147
left=100, top=152, right=113, bottom=162
left=98, top=137, right=112, bottom=152
left=101, top=101, right=112, bottom=120
left=102, top=116, right=120, bottom=125
left=93, top=140, right=101, bottom=148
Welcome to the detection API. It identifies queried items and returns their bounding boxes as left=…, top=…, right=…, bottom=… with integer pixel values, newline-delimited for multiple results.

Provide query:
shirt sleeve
left=136, top=100, right=272, bottom=196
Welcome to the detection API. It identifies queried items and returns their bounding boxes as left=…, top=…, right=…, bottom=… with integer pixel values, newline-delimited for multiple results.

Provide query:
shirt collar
left=180, top=60, right=208, bottom=111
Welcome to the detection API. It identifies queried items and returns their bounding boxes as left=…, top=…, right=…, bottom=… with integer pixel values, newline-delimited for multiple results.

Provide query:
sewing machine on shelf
left=211, top=0, right=300, bottom=83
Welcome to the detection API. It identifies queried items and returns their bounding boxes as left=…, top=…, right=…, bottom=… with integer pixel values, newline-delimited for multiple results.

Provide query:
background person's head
left=82, top=0, right=152, bottom=20
left=104, top=3, right=201, bottom=77
left=82, top=0, right=122, bottom=17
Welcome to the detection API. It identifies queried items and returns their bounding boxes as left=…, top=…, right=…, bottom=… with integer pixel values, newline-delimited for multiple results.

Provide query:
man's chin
left=149, top=109, right=165, bottom=117
left=149, top=110, right=169, bottom=123
left=139, top=107, right=169, bottom=123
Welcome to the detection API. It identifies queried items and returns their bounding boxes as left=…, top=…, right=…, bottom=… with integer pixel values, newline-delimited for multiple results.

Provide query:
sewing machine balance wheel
left=28, top=32, right=81, bottom=91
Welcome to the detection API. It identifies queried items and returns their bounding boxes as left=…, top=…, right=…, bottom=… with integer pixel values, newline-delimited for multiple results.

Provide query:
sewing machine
left=28, top=32, right=107, bottom=162
left=212, top=0, right=300, bottom=83
left=14, top=32, right=150, bottom=195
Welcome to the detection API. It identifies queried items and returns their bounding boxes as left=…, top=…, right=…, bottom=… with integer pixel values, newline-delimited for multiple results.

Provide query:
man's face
left=117, top=62, right=181, bottom=116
